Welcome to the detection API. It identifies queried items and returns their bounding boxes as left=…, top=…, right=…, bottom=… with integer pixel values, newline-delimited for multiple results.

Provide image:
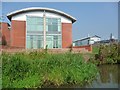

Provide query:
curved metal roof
left=7, top=7, right=76, bottom=23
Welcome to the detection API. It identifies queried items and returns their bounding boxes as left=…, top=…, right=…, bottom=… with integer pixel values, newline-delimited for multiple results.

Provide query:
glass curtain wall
left=26, top=16, right=62, bottom=49
left=46, top=18, right=62, bottom=48
left=26, top=16, right=44, bottom=49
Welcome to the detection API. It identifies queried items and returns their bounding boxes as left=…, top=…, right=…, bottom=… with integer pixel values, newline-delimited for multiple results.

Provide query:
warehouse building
left=73, top=35, right=101, bottom=46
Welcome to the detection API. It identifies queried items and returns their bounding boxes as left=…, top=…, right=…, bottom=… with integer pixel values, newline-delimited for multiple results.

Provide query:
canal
left=85, top=64, right=120, bottom=88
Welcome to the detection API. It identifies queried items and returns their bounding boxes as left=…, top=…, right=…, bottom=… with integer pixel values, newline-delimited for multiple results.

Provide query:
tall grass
left=2, top=51, right=98, bottom=88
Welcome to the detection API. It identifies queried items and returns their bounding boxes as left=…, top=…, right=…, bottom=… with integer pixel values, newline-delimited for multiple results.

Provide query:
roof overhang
left=7, top=7, right=76, bottom=23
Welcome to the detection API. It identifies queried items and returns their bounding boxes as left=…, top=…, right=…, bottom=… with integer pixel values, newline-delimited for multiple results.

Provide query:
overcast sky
left=1, top=2, right=118, bottom=40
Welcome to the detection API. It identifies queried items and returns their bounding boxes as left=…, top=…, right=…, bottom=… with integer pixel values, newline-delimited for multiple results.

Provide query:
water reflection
left=86, top=64, right=120, bottom=88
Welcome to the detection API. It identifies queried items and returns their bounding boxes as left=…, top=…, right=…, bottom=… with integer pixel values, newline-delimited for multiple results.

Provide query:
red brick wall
left=1, top=22, right=10, bottom=46
left=62, top=23, right=72, bottom=48
left=5, top=21, right=72, bottom=49
left=73, top=45, right=92, bottom=51
left=0, top=23, right=2, bottom=45
left=11, top=20, right=26, bottom=48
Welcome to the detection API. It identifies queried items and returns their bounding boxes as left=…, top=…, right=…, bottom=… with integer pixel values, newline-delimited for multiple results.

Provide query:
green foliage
left=93, top=43, right=120, bottom=65
left=92, top=45, right=99, bottom=54
left=12, top=74, right=43, bottom=88
left=2, top=52, right=98, bottom=88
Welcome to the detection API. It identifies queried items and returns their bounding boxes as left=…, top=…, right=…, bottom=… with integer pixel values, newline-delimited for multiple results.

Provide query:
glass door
left=37, top=35, right=43, bottom=48
left=53, top=36, right=58, bottom=48
left=33, top=36, right=37, bottom=49
left=46, top=36, right=53, bottom=48
left=26, top=35, right=32, bottom=49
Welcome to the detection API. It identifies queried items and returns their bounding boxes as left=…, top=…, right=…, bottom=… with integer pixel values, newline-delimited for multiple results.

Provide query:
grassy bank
left=2, top=52, right=98, bottom=88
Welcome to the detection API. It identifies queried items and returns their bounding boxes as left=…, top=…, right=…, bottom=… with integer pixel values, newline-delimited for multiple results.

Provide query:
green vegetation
left=92, top=45, right=99, bottom=54
left=3, top=42, right=119, bottom=88
left=2, top=52, right=98, bottom=88
left=91, top=43, right=120, bottom=65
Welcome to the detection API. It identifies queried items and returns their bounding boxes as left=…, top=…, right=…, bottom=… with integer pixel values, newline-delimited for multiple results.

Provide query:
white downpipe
left=43, top=11, right=46, bottom=49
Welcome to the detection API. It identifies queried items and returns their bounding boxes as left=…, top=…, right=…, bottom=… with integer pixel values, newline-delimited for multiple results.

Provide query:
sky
left=1, top=2, right=118, bottom=40
left=1, top=0, right=120, bottom=2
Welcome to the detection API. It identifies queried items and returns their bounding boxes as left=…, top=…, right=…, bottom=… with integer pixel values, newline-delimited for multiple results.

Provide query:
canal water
left=84, top=64, right=120, bottom=88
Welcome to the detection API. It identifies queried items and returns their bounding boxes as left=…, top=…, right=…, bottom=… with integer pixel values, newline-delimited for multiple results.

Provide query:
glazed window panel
left=26, top=36, right=31, bottom=49
left=53, top=36, right=58, bottom=48
left=33, top=36, right=37, bottom=49
left=46, top=35, right=62, bottom=48
left=48, top=25, right=58, bottom=31
left=27, top=17, right=43, bottom=25
left=53, top=35, right=62, bottom=48
left=46, top=36, right=53, bottom=48
left=27, top=16, right=43, bottom=31
left=58, top=35, right=62, bottom=48
left=46, top=18, right=61, bottom=32
left=26, top=35, right=33, bottom=49
left=26, top=35, right=44, bottom=49
left=46, top=25, right=48, bottom=31
left=58, top=25, right=61, bottom=32
left=37, top=35, right=44, bottom=48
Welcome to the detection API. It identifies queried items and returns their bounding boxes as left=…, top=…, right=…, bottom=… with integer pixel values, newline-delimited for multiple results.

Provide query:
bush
left=93, top=43, right=119, bottom=64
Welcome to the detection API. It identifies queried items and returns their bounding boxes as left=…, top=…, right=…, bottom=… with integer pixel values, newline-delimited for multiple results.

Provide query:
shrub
left=93, top=43, right=119, bottom=64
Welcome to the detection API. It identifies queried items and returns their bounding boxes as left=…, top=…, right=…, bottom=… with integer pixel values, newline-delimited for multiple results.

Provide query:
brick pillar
left=11, top=20, right=26, bottom=48
left=62, top=23, right=72, bottom=48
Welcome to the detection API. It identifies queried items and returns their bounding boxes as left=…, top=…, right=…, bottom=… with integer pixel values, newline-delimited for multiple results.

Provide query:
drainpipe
left=43, top=10, right=46, bottom=49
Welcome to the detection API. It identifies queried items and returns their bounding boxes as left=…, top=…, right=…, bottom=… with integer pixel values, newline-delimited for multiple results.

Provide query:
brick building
left=2, top=7, right=76, bottom=49
left=0, top=22, right=11, bottom=46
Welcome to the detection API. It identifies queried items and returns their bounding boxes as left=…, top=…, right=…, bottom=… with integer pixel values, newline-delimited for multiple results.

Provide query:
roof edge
left=7, top=7, right=77, bottom=23
left=73, top=35, right=101, bottom=42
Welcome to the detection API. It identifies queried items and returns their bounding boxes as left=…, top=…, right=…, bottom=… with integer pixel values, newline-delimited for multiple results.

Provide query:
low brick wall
left=1, top=45, right=92, bottom=53
left=1, top=48, right=89, bottom=53
left=73, top=45, right=92, bottom=52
